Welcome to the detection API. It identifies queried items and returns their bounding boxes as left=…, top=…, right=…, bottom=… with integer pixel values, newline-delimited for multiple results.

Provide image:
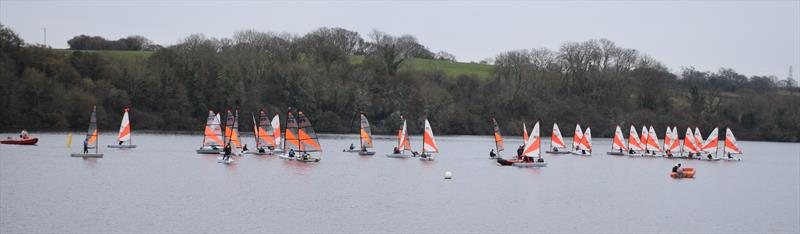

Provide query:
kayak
left=1, top=138, right=38, bottom=145
left=670, top=168, right=696, bottom=178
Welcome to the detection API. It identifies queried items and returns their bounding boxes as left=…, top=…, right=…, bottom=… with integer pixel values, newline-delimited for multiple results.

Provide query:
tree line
left=67, top=34, right=162, bottom=51
left=0, top=24, right=797, bottom=142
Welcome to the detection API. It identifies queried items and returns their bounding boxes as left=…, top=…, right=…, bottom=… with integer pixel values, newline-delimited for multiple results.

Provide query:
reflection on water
left=0, top=133, right=798, bottom=233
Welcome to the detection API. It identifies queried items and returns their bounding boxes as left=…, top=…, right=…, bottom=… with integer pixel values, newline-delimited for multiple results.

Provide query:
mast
left=252, top=112, right=259, bottom=149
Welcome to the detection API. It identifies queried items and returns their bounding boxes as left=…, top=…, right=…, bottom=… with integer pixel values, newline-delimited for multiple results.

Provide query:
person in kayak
left=489, top=149, right=496, bottom=158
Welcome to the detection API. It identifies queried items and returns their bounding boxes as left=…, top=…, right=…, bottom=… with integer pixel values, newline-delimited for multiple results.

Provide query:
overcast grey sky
left=1, top=0, right=798, bottom=78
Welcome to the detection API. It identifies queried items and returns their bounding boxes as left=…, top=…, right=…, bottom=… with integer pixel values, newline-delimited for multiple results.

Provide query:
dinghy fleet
left=7, top=105, right=744, bottom=172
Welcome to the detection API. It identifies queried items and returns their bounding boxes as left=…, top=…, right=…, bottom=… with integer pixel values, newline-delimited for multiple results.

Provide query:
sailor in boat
left=301, top=151, right=310, bottom=160
left=687, top=152, right=694, bottom=159
left=83, top=140, right=88, bottom=154
left=726, top=152, right=735, bottom=159
left=258, top=147, right=266, bottom=154
left=288, top=149, right=296, bottom=158
left=349, top=143, right=355, bottom=151
left=222, top=144, right=232, bottom=161
left=517, top=146, right=524, bottom=160
left=489, top=149, right=496, bottom=158
left=672, top=163, right=684, bottom=177
left=412, top=151, right=419, bottom=157
left=628, top=148, right=635, bottom=154
left=242, top=144, right=249, bottom=152
left=20, top=130, right=29, bottom=139
left=552, top=147, right=559, bottom=153
left=707, top=153, right=713, bottom=160
left=581, top=149, right=587, bottom=155
left=393, top=147, right=400, bottom=154
left=267, top=145, right=274, bottom=151
left=360, top=145, right=367, bottom=153
left=118, top=140, right=123, bottom=145
left=666, top=150, right=673, bottom=158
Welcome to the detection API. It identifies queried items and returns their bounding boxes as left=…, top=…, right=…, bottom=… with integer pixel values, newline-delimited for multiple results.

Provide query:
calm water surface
left=1, top=133, right=798, bottom=233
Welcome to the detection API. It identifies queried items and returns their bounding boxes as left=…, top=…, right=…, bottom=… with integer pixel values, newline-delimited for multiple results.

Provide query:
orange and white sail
left=668, top=126, right=680, bottom=152
left=253, top=111, right=276, bottom=149
left=224, top=110, right=242, bottom=148
left=117, top=108, right=132, bottom=143
left=646, top=125, right=661, bottom=152
left=611, top=125, right=627, bottom=151
left=579, top=127, right=592, bottom=152
left=492, top=118, right=504, bottom=152
left=682, top=127, right=699, bottom=154
left=573, top=124, right=583, bottom=150
left=522, top=121, right=541, bottom=157
left=85, top=105, right=99, bottom=148
left=663, top=126, right=672, bottom=152
left=202, top=110, right=224, bottom=147
left=694, top=127, right=704, bottom=151
left=702, top=127, right=719, bottom=153
left=283, top=111, right=300, bottom=151
left=628, top=125, right=644, bottom=152
left=297, top=112, right=322, bottom=152
left=551, top=123, right=566, bottom=149
left=360, top=113, right=373, bottom=149
left=422, top=119, right=439, bottom=154
left=523, top=122, right=529, bottom=145
left=271, top=114, right=281, bottom=148
left=397, top=118, right=411, bottom=151
left=724, top=127, right=742, bottom=154
left=640, top=126, right=649, bottom=148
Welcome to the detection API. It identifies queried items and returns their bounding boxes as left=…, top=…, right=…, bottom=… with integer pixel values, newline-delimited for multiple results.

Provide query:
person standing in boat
left=517, top=145, right=524, bottom=160
left=222, top=143, right=232, bottom=161
left=82, top=139, right=88, bottom=154
left=489, top=149, right=496, bottom=158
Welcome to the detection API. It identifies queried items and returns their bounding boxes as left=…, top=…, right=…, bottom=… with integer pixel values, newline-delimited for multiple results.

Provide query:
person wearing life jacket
left=242, top=144, right=249, bottom=152
left=628, top=148, right=635, bottom=154
left=517, top=145, right=524, bottom=160
left=83, top=140, right=88, bottom=154
left=707, top=153, right=713, bottom=160
left=222, top=143, right=232, bottom=161
left=349, top=143, right=355, bottom=151
left=489, top=149, right=496, bottom=158
left=672, top=163, right=683, bottom=176
left=288, top=149, right=296, bottom=158
left=20, top=130, right=29, bottom=139
left=393, top=147, right=400, bottom=154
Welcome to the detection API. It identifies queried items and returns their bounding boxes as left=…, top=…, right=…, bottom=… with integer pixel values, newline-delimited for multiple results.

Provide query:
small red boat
left=1, top=138, right=38, bottom=145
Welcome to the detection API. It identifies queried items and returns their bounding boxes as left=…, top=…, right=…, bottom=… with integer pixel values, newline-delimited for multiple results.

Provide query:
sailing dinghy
left=664, top=126, right=681, bottom=157
left=546, top=123, right=569, bottom=154
left=71, top=106, right=103, bottom=158
left=386, top=116, right=412, bottom=158
left=218, top=110, right=242, bottom=163
left=108, top=108, right=136, bottom=148
left=279, top=111, right=301, bottom=160
left=294, top=111, right=322, bottom=162
left=722, top=127, right=742, bottom=161
left=699, top=127, right=720, bottom=161
left=627, top=125, right=645, bottom=156
left=489, top=118, right=504, bottom=159
left=419, top=118, right=439, bottom=161
left=607, top=125, right=627, bottom=155
left=357, top=113, right=376, bottom=156
left=571, top=125, right=592, bottom=156
left=496, top=122, right=528, bottom=166
left=197, top=111, right=224, bottom=154
left=644, top=125, right=662, bottom=157
left=680, top=127, right=700, bottom=158
left=513, top=121, right=547, bottom=167
left=247, top=110, right=277, bottom=155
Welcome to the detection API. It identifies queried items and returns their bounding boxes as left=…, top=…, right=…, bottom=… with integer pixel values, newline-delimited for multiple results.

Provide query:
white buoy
left=444, top=171, right=452, bottom=179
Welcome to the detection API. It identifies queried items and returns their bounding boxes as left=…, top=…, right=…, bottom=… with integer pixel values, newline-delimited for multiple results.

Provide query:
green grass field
left=61, top=49, right=493, bottom=78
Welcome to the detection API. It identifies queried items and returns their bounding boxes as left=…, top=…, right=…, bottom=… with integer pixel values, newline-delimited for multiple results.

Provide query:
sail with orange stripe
left=422, top=119, right=439, bottom=153
left=85, top=105, right=99, bottom=149
left=253, top=111, right=276, bottom=149
left=668, top=126, right=680, bottom=153
left=701, top=127, right=719, bottom=153
left=641, top=126, right=649, bottom=148
left=724, top=127, right=742, bottom=154
left=297, top=112, right=322, bottom=152
left=682, top=127, right=698, bottom=154
left=360, top=113, right=373, bottom=149
left=611, top=125, right=627, bottom=151
left=522, top=121, right=541, bottom=157
left=573, top=124, right=583, bottom=151
left=202, top=111, right=224, bottom=147
left=223, top=110, right=242, bottom=148
left=396, top=116, right=411, bottom=151
left=646, top=125, right=661, bottom=152
left=694, top=127, right=704, bottom=152
left=492, top=118, right=504, bottom=153
left=580, top=127, right=592, bottom=152
left=523, top=122, right=529, bottom=145
left=551, top=123, right=566, bottom=149
left=283, top=111, right=300, bottom=151
left=628, top=125, right=644, bottom=152
left=116, top=108, right=131, bottom=143
left=663, top=126, right=672, bottom=152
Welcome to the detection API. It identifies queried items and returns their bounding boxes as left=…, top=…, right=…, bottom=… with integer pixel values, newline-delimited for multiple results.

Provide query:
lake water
left=1, top=132, right=798, bottom=233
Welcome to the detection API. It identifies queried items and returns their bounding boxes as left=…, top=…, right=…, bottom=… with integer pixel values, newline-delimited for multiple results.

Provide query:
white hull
left=722, top=157, right=741, bottom=161
left=196, top=148, right=222, bottom=154
left=358, top=151, right=376, bottom=156
left=70, top=153, right=103, bottom=158
left=546, top=150, right=570, bottom=154
left=571, top=151, right=592, bottom=156
left=217, top=157, right=235, bottom=164
left=107, top=144, right=136, bottom=148
left=343, top=149, right=360, bottom=153
left=419, top=156, right=434, bottom=161
left=606, top=151, right=625, bottom=156
left=386, top=153, right=410, bottom=158
left=513, top=162, right=547, bottom=168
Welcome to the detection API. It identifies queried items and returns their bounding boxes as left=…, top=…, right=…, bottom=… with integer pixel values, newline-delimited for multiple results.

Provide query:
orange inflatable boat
left=670, top=168, right=695, bottom=178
